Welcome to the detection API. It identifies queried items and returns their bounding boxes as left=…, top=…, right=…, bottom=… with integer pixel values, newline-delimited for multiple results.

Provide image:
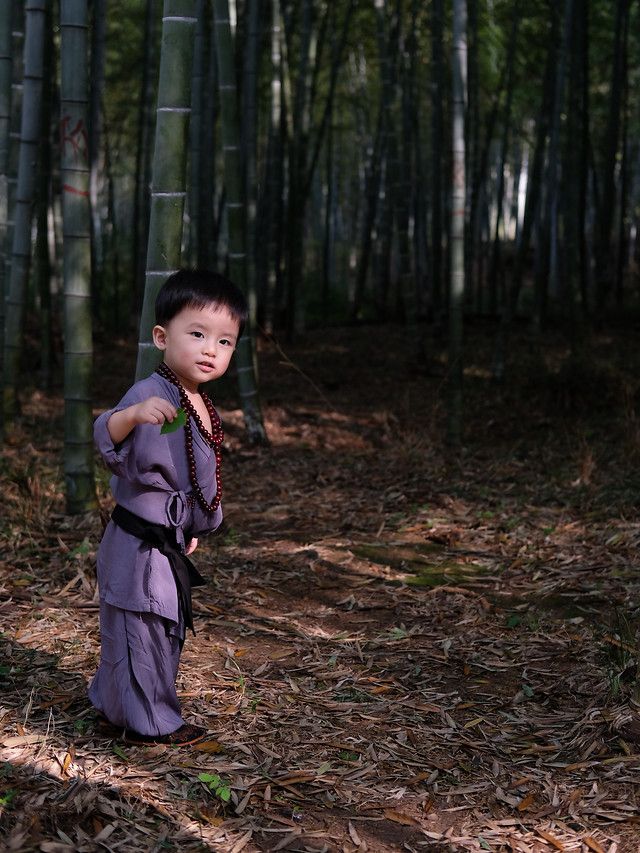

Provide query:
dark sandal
left=124, top=723, right=206, bottom=746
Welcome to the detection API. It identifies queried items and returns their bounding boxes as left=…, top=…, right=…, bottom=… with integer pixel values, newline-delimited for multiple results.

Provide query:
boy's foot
left=123, top=723, right=206, bottom=746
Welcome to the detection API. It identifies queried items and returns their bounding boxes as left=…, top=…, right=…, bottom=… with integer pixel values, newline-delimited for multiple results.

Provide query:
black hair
left=155, top=269, right=249, bottom=338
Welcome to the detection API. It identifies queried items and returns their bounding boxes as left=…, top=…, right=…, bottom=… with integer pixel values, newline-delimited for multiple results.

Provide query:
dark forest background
left=2, top=2, right=639, bottom=469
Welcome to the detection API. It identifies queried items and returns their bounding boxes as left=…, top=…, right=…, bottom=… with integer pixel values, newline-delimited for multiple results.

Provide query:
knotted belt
left=110, top=504, right=205, bottom=635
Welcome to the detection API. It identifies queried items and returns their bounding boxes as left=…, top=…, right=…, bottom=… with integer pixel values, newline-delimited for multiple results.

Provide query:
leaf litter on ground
left=1, top=324, right=640, bottom=852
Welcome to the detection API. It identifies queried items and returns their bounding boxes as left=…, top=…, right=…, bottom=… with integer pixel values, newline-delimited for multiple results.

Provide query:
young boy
left=89, top=269, right=248, bottom=746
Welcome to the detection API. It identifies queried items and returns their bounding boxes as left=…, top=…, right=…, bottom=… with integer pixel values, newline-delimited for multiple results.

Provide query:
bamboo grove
left=0, top=0, right=638, bottom=511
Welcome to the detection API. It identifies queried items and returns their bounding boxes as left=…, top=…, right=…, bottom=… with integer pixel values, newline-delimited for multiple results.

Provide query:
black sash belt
left=110, top=504, right=205, bottom=635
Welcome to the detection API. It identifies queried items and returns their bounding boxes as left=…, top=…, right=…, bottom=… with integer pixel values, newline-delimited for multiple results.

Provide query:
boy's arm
left=107, top=396, right=178, bottom=445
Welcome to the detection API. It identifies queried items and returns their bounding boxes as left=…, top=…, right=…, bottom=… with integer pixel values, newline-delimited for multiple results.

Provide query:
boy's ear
left=153, top=325, right=167, bottom=350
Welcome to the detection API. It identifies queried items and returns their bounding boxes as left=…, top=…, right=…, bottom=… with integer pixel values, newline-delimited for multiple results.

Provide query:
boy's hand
left=133, top=396, right=179, bottom=427
left=186, top=538, right=198, bottom=556
left=107, top=396, right=178, bottom=444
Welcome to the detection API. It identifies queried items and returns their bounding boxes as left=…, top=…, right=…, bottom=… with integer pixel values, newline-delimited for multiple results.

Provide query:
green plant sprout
left=226, top=655, right=246, bottom=692
left=198, top=772, right=231, bottom=802
left=222, top=527, right=241, bottom=545
left=0, top=788, right=16, bottom=810
left=68, top=538, right=90, bottom=560
left=339, top=750, right=359, bottom=761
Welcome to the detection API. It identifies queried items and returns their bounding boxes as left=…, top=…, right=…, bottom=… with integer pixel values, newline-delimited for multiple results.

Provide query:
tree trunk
left=532, top=0, right=571, bottom=340
left=213, top=0, right=267, bottom=445
left=186, top=0, right=205, bottom=267
left=241, top=0, right=261, bottom=322
left=135, top=0, right=197, bottom=381
left=448, top=0, right=467, bottom=447
left=430, top=0, right=444, bottom=324
left=0, top=1, right=15, bottom=448
left=283, top=0, right=314, bottom=339
left=487, top=1, right=519, bottom=315
left=36, top=1, right=54, bottom=394
left=4, top=2, right=24, bottom=304
left=563, top=0, right=588, bottom=342
left=492, top=22, right=555, bottom=382
left=465, top=0, right=479, bottom=312
left=375, top=0, right=423, bottom=344
left=352, top=110, right=383, bottom=321
left=615, top=67, right=629, bottom=308
left=372, top=0, right=396, bottom=319
left=396, top=4, right=423, bottom=359
left=195, top=9, right=219, bottom=270
left=262, top=0, right=285, bottom=334
left=60, top=0, right=98, bottom=513
left=410, top=0, right=428, bottom=322
left=89, top=0, right=106, bottom=313
left=594, top=0, right=630, bottom=323
left=322, top=92, right=335, bottom=322
left=4, top=0, right=45, bottom=422
left=132, top=0, right=159, bottom=317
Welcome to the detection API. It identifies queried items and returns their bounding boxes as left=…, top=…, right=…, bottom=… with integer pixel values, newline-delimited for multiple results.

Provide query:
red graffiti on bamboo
left=452, top=162, right=465, bottom=190
left=63, top=185, right=89, bottom=197
left=60, top=114, right=89, bottom=164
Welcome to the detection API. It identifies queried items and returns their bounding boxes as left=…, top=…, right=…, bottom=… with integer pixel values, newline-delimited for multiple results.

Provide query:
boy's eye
left=220, top=338, right=231, bottom=346
left=191, top=331, right=204, bottom=338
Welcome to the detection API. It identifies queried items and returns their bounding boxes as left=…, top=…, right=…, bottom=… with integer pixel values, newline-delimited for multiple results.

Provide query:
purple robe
left=89, top=372, right=223, bottom=735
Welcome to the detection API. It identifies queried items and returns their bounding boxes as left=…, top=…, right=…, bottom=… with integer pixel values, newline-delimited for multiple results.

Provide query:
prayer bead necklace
left=155, top=362, right=224, bottom=513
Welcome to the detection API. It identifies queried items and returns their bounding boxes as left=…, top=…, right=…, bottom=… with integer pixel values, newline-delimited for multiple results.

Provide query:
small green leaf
left=161, top=408, right=187, bottom=434
left=113, top=744, right=128, bottom=761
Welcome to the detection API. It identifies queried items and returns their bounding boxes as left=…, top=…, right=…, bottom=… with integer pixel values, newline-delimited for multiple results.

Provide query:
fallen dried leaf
left=193, top=739, right=224, bottom=753
left=535, top=828, right=564, bottom=850
left=229, top=829, right=253, bottom=853
left=517, top=793, right=536, bottom=811
left=348, top=821, right=362, bottom=846
left=583, top=838, right=606, bottom=853
left=383, top=809, right=420, bottom=827
left=269, top=649, right=295, bottom=660
left=2, top=734, right=42, bottom=747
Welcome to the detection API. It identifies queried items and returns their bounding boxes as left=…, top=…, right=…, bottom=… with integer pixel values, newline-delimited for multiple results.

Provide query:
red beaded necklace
left=155, top=362, right=224, bottom=513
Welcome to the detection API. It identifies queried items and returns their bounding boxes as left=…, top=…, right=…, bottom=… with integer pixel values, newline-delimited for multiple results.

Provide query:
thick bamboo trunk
left=213, top=0, right=267, bottom=445
left=4, top=0, right=45, bottom=421
left=448, top=0, right=467, bottom=447
left=60, top=0, right=98, bottom=513
left=136, top=0, right=197, bottom=381
left=0, top=1, right=15, bottom=448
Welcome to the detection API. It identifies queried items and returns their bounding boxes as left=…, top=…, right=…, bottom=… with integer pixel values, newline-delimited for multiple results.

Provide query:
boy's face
left=152, top=304, right=240, bottom=394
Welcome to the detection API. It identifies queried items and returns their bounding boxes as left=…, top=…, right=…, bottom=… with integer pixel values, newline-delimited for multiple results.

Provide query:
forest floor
left=2, top=319, right=640, bottom=853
